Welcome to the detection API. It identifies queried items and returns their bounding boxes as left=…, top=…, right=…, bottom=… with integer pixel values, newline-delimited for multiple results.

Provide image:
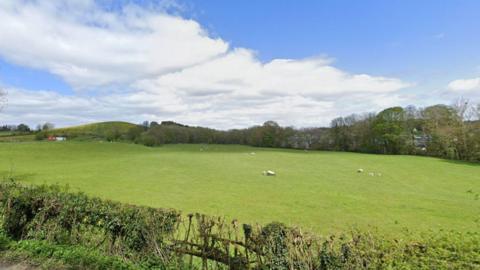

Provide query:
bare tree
left=452, top=98, right=475, bottom=121
left=42, top=122, right=55, bottom=131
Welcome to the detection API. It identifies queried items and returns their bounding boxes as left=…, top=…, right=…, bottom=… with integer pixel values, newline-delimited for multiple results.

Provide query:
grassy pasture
left=0, top=131, right=14, bottom=137
left=0, top=134, right=35, bottom=142
left=51, top=121, right=137, bottom=135
left=0, top=141, right=479, bottom=235
left=43, top=121, right=138, bottom=140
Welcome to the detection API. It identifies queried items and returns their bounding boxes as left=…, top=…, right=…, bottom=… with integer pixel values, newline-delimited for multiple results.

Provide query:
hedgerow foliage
left=0, top=181, right=181, bottom=266
left=0, top=181, right=479, bottom=269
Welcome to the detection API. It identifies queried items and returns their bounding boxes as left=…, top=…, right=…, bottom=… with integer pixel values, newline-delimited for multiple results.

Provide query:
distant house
left=411, top=128, right=429, bottom=149
left=48, top=136, right=67, bottom=141
left=413, top=134, right=429, bottom=149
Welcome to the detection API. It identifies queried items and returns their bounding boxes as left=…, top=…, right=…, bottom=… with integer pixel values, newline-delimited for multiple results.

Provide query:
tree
left=330, top=117, right=350, bottom=151
left=372, top=107, right=409, bottom=154
left=451, top=99, right=474, bottom=160
left=261, top=121, right=280, bottom=147
left=452, top=98, right=476, bottom=121
left=42, top=122, right=55, bottom=131
left=350, top=113, right=377, bottom=152
left=470, top=104, right=480, bottom=161
left=16, top=124, right=30, bottom=133
left=126, top=125, right=145, bottom=142
left=422, top=105, right=459, bottom=130
left=105, top=127, right=121, bottom=142
left=421, top=105, right=462, bottom=159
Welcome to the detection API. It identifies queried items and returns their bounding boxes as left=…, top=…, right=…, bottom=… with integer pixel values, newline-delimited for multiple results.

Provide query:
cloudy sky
left=0, top=0, right=479, bottom=129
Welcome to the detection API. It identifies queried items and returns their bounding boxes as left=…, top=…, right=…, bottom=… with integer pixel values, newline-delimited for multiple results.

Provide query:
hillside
left=44, top=121, right=138, bottom=140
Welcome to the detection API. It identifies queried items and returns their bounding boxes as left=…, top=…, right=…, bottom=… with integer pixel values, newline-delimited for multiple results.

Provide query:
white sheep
left=357, top=169, right=364, bottom=173
left=263, top=170, right=276, bottom=176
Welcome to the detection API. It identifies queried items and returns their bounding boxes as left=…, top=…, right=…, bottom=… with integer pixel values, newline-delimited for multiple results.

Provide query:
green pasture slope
left=46, top=121, right=137, bottom=139
left=0, top=121, right=136, bottom=142
left=0, top=131, right=34, bottom=142
left=0, top=141, right=479, bottom=235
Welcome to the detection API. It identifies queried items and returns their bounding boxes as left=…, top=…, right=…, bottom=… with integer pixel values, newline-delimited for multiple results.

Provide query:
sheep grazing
left=357, top=169, right=364, bottom=173
left=250, top=152, right=256, bottom=155
left=263, top=170, right=276, bottom=176
left=368, top=172, right=375, bottom=176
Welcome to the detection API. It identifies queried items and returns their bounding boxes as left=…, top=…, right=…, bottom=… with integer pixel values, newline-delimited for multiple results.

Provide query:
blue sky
left=0, top=0, right=479, bottom=128
left=177, top=0, right=480, bottom=84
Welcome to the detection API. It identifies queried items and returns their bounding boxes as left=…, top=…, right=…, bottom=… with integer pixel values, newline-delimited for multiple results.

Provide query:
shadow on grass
left=159, top=144, right=309, bottom=154
left=439, top=158, right=480, bottom=167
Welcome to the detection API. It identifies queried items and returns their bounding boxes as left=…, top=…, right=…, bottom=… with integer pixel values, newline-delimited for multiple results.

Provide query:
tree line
left=129, top=101, right=480, bottom=162
left=327, top=101, right=480, bottom=161
left=0, top=123, right=54, bottom=133
left=6, top=100, right=480, bottom=162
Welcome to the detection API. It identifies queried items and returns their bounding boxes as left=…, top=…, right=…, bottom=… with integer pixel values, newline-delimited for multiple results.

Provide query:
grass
left=0, top=131, right=34, bottom=142
left=0, top=131, right=14, bottom=137
left=0, top=141, right=479, bottom=235
left=0, top=121, right=136, bottom=143
left=0, top=233, right=139, bottom=269
left=49, top=121, right=137, bottom=137
left=0, top=134, right=35, bottom=142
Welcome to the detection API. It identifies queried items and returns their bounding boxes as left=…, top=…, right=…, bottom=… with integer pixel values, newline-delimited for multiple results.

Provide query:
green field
left=50, top=121, right=137, bottom=136
left=0, top=141, right=479, bottom=235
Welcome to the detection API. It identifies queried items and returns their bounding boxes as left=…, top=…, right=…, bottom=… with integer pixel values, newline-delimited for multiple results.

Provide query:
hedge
left=0, top=181, right=479, bottom=269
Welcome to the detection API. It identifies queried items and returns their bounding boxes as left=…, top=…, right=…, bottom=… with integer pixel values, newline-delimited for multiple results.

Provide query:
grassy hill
left=44, top=121, right=138, bottom=140
left=0, top=131, right=14, bottom=137
left=1, top=142, right=479, bottom=235
left=0, top=134, right=35, bottom=142
left=0, top=122, right=139, bottom=142
left=0, top=131, right=35, bottom=142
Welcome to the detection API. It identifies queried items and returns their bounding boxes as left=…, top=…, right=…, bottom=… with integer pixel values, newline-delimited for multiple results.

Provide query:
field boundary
left=0, top=181, right=479, bottom=269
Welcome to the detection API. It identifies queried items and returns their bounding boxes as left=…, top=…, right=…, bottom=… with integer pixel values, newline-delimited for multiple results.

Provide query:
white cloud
left=1, top=84, right=409, bottom=129
left=448, top=77, right=480, bottom=92
left=150, top=49, right=408, bottom=98
left=0, top=86, right=187, bottom=127
left=0, top=0, right=413, bottom=129
left=0, top=0, right=228, bottom=89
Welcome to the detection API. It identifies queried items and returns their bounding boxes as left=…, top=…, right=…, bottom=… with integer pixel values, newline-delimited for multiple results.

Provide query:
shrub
left=34, top=131, right=47, bottom=140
